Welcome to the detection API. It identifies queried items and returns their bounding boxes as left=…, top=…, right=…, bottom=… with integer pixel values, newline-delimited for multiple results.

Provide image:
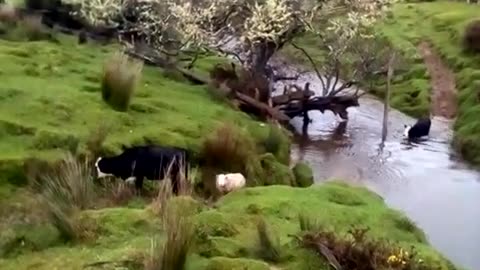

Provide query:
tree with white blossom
left=63, top=0, right=394, bottom=73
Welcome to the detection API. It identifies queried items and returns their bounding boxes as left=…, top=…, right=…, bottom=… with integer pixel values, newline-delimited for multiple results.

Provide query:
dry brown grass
left=200, top=123, right=256, bottom=172
left=145, top=191, right=194, bottom=270
left=97, top=179, right=136, bottom=207
left=297, top=215, right=434, bottom=270
left=101, top=51, right=143, bottom=111
left=199, top=123, right=261, bottom=197
left=150, top=161, right=194, bottom=216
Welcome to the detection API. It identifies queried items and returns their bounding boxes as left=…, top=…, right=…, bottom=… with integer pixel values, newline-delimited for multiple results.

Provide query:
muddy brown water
left=272, top=67, right=480, bottom=270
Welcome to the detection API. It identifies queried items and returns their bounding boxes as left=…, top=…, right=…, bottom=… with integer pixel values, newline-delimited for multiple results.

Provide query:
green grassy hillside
left=0, top=34, right=275, bottom=188
left=0, top=182, right=457, bottom=270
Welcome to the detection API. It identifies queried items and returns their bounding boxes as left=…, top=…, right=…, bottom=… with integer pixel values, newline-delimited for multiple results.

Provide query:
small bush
left=463, top=19, right=480, bottom=54
left=101, top=51, right=143, bottom=111
left=261, top=124, right=290, bottom=164
left=145, top=196, right=194, bottom=270
left=298, top=221, right=434, bottom=270
left=292, top=162, right=314, bottom=187
left=255, top=218, right=282, bottom=263
left=33, top=153, right=96, bottom=241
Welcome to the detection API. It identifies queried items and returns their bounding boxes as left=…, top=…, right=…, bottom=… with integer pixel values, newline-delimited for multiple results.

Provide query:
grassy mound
left=0, top=182, right=457, bottom=269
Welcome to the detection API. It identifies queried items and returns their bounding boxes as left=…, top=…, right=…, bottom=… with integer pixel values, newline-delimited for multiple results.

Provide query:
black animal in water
left=403, top=118, right=431, bottom=140
left=95, top=145, right=189, bottom=194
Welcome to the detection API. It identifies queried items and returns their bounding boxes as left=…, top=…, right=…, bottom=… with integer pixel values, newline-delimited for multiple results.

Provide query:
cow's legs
left=134, top=176, right=144, bottom=195
left=171, top=170, right=180, bottom=196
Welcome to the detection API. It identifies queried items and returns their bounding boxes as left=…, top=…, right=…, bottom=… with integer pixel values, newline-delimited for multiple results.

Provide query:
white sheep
left=215, top=173, right=246, bottom=195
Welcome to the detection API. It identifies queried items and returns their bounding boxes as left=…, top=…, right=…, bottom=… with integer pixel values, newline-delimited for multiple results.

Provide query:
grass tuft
left=101, top=51, right=143, bottom=111
left=33, top=153, right=96, bottom=241
left=85, top=123, right=110, bottom=157
left=255, top=218, right=282, bottom=263
left=200, top=123, right=256, bottom=172
left=145, top=196, right=194, bottom=270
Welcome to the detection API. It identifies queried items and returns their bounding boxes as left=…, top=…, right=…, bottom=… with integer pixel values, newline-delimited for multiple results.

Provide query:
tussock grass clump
left=463, top=19, right=480, bottom=54
left=200, top=123, right=256, bottom=172
left=255, top=218, right=282, bottom=263
left=199, top=123, right=262, bottom=196
left=101, top=51, right=143, bottom=111
left=145, top=196, right=194, bottom=270
left=33, top=153, right=96, bottom=241
left=85, top=123, right=110, bottom=157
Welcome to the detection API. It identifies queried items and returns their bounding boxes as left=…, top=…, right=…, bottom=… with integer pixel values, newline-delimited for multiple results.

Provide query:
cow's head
left=403, top=124, right=411, bottom=138
left=95, top=157, right=114, bottom=178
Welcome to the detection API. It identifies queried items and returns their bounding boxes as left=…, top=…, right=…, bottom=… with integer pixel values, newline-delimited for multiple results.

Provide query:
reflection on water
left=275, top=68, right=480, bottom=270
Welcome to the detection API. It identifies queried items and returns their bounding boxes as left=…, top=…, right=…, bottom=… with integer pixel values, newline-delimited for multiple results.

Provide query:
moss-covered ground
left=0, top=182, right=457, bottom=270
left=283, top=1, right=480, bottom=166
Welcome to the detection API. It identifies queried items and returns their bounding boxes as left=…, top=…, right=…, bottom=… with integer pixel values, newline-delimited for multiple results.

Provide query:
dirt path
left=417, top=41, right=457, bottom=119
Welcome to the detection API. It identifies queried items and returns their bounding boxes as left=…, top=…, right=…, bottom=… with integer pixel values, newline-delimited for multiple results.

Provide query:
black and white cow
left=95, top=145, right=189, bottom=194
left=403, top=118, right=431, bottom=140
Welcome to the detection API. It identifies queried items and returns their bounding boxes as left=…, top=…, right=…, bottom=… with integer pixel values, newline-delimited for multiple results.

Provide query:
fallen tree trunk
left=272, top=88, right=315, bottom=106
left=215, top=84, right=291, bottom=122
left=234, top=92, right=291, bottom=122
left=280, top=95, right=360, bottom=120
